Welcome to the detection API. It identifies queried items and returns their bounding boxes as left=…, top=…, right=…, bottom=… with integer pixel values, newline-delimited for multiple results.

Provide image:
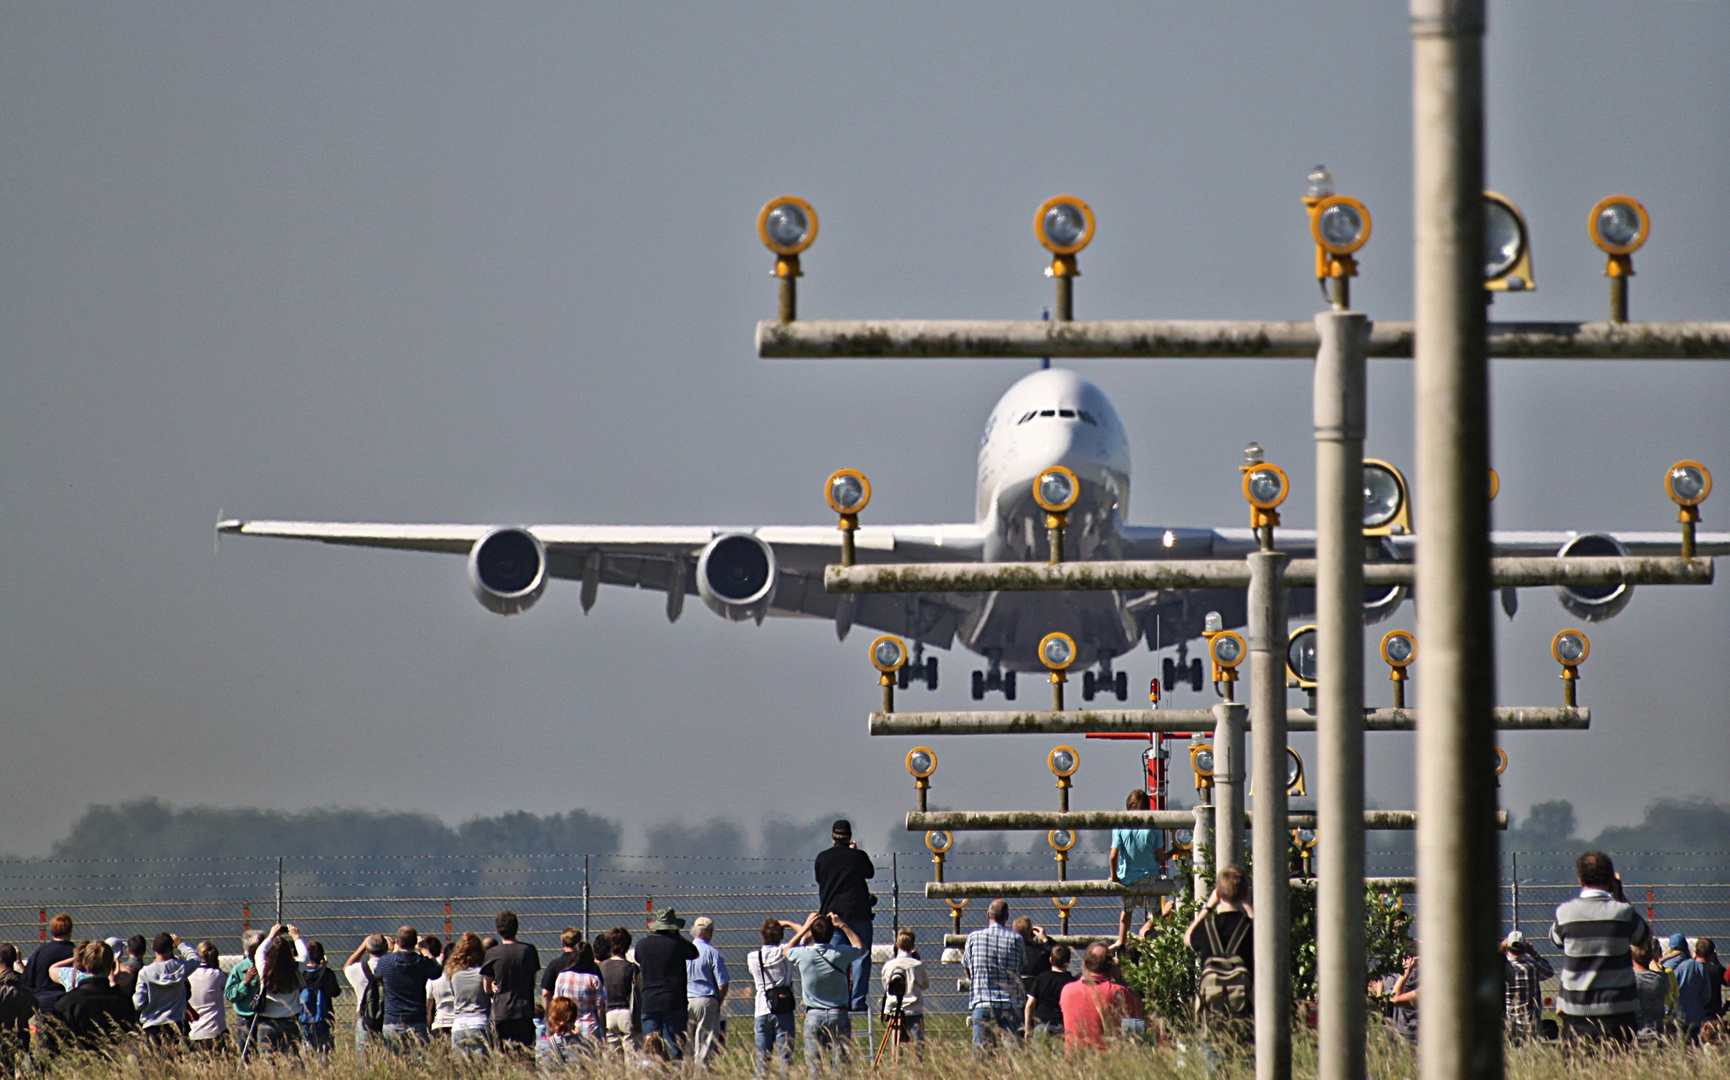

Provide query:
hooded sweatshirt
left=133, top=944, right=202, bottom=1028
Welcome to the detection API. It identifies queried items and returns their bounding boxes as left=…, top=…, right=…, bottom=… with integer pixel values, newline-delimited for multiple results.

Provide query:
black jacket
left=21, top=940, right=73, bottom=1012
left=815, top=845, right=877, bottom=922
left=0, top=970, right=34, bottom=1037
left=51, top=978, right=138, bottom=1047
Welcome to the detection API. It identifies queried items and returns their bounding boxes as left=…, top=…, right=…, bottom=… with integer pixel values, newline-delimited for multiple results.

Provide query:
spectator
left=482, top=936, right=500, bottom=950
left=540, top=928, right=583, bottom=1014
left=341, top=934, right=388, bottom=1054
left=1059, top=942, right=1144, bottom=1052
left=1661, top=933, right=1689, bottom=972
left=372, top=926, right=440, bottom=1048
left=600, top=927, right=640, bottom=1054
left=1013, top=916, right=1051, bottom=999
left=438, top=932, right=492, bottom=1058
left=419, top=935, right=443, bottom=964
left=553, top=942, right=606, bottom=1043
left=784, top=911, right=864, bottom=1076
left=634, top=908, right=698, bottom=1060
left=187, top=941, right=228, bottom=1052
left=1549, top=851, right=1650, bottom=1044
left=1110, top=790, right=1162, bottom=947
left=0, top=943, right=36, bottom=1072
left=962, top=899, right=1025, bottom=1050
left=1630, top=941, right=1669, bottom=1042
left=223, top=929, right=265, bottom=1035
left=1698, top=938, right=1725, bottom=1024
left=22, top=913, right=74, bottom=1014
left=299, top=940, right=342, bottom=1053
left=50, top=940, right=137, bottom=1049
left=1499, top=931, right=1553, bottom=1044
left=1023, top=943, right=1074, bottom=1042
left=133, top=932, right=200, bottom=1048
left=1675, top=940, right=1715, bottom=1042
left=1186, top=866, right=1254, bottom=1037
left=112, top=936, right=147, bottom=1004
left=749, top=917, right=798, bottom=1074
left=1388, top=954, right=1419, bottom=1045
left=878, top=929, right=928, bottom=1050
left=247, top=925, right=307, bottom=1055
left=814, top=820, right=876, bottom=1011
left=481, top=911, right=542, bottom=1053
left=537, top=996, right=583, bottom=1071
left=686, top=917, right=730, bottom=1065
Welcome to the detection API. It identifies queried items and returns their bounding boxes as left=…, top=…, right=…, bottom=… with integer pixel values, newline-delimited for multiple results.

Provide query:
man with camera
left=1500, top=931, right=1554, bottom=1043
left=878, top=930, right=928, bottom=1048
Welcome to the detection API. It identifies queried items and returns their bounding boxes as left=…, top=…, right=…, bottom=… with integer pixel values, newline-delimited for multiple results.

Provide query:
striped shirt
left=1548, top=888, right=1650, bottom=1017
left=963, top=922, right=1026, bottom=1009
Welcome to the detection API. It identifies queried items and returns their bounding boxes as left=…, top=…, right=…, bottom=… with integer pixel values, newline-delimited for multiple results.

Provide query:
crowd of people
left=0, top=818, right=1720, bottom=1071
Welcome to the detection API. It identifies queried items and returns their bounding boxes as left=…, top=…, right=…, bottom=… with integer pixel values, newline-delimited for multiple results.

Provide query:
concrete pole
left=1248, top=552, right=1291, bottom=1080
left=1211, top=702, right=1248, bottom=874
left=1411, top=4, right=1503, bottom=1080
left=1314, top=311, right=1369, bottom=1080
left=1193, top=802, right=1213, bottom=901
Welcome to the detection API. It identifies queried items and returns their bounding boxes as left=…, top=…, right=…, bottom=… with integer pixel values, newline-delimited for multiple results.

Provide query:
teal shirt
left=1111, top=827, right=1162, bottom=882
left=787, top=943, right=861, bottom=1010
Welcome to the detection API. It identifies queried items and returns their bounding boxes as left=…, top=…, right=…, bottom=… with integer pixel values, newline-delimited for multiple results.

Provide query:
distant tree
left=645, top=818, right=747, bottom=859
left=456, top=809, right=621, bottom=856
left=759, top=814, right=848, bottom=860
left=1505, top=800, right=1580, bottom=852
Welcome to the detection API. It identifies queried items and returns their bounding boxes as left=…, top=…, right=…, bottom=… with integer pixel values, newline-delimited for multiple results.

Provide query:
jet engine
left=697, top=533, right=778, bottom=621
left=1555, top=533, right=1634, bottom=621
left=467, top=527, right=548, bottom=615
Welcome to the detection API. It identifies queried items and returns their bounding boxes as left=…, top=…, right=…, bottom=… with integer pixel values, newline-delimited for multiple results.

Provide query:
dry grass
left=27, top=1029, right=1730, bottom=1080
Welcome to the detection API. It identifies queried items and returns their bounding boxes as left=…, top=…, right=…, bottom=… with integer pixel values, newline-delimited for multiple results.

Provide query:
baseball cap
left=1669, top=932, right=1687, bottom=950
left=831, top=819, right=852, bottom=838
left=1505, top=931, right=1525, bottom=947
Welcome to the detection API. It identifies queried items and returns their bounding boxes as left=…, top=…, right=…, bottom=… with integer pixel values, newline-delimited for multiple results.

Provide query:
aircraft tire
left=1082, top=671, right=1097, bottom=701
left=1189, top=658, right=1205, bottom=694
left=1004, top=671, right=1017, bottom=701
left=971, top=670, right=985, bottom=700
left=926, top=656, right=939, bottom=691
left=1115, top=670, right=1129, bottom=700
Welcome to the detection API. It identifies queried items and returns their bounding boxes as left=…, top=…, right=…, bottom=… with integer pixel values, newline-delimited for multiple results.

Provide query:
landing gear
left=1082, top=655, right=1132, bottom=703
left=972, top=653, right=1015, bottom=700
left=900, top=645, right=939, bottom=690
left=1162, top=656, right=1205, bottom=694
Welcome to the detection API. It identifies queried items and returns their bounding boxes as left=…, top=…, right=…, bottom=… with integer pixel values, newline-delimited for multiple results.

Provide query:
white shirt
left=187, top=966, right=228, bottom=1040
left=251, top=936, right=310, bottom=1018
left=746, top=945, right=794, bottom=1017
left=879, top=954, right=929, bottom=1016
left=427, top=973, right=456, bottom=1029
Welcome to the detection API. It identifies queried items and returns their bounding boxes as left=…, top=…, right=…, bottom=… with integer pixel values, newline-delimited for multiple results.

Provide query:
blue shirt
left=1675, top=958, right=1712, bottom=1026
left=686, top=937, right=731, bottom=998
left=788, top=942, right=861, bottom=1010
left=1111, top=826, right=1162, bottom=883
left=962, top=923, right=1025, bottom=1008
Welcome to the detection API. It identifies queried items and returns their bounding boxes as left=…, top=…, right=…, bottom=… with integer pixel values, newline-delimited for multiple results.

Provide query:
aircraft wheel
left=898, top=665, right=911, bottom=691
left=1082, top=671, right=1097, bottom=701
left=1003, top=671, right=1017, bottom=701
left=926, top=656, right=939, bottom=691
left=1189, top=658, right=1205, bottom=694
left=971, top=670, right=985, bottom=701
left=1162, top=657, right=1177, bottom=693
left=1115, top=670, right=1129, bottom=700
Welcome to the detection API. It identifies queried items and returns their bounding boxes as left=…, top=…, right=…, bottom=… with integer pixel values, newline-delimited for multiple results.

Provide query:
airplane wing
left=216, top=518, right=991, bottom=646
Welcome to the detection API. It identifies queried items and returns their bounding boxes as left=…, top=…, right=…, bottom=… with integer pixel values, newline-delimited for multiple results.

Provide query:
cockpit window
left=1078, top=410, right=1098, bottom=426
left=1039, top=409, right=1055, bottom=417
left=1058, top=409, right=1075, bottom=418
left=1018, top=411, right=1036, bottom=424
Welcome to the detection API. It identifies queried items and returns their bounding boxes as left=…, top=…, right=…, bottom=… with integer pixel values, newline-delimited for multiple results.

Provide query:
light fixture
left=1362, top=459, right=1411, bottom=536
left=1484, top=191, right=1536, bottom=292
left=1588, top=196, right=1650, bottom=323
left=1034, top=465, right=1081, bottom=564
left=1286, top=625, right=1319, bottom=690
left=1285, top=746, right=1306, bottom=796
left=1380, top=629, right=1417, bottom=708
left=758, top=196, right=818, bottom=322
left=1190, top=744, right=1216, bottom=791
left=825, top=469, right=871, bottom=566
left=1494, top=746, right=1509, bottom=778
left=1305, top=179, right=1373, bottom=310
left=1035, top=196, right=1095, bottom=321
left=1040, top=632, right=1077, bottom=712
left=871, top=635, right=908, bottom=713
left=925, top=829, right=954, bottom=886
left=1048, top=743, right=1080, bottom=811
left=1551, top=629, right=1590, bottom=707
left=905, top=746, right=937, bottom=812
left=1488, top=468, right=1500, bottom=502
left=1208, top=630, right=1247, bottom=701
left=1666, top=459, right=1712, bottom=560
left=1241, top=458, right=1290, bottom=551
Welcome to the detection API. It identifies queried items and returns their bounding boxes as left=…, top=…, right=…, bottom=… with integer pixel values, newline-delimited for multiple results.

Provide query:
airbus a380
left=219, top=367, right=1727, bottom=702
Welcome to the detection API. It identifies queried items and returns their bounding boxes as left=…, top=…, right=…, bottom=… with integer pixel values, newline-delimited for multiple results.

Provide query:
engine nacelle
left=1555, top=533, right=1634, bottom=622
left=697, top=533, right=777, bottom=622
left=467, top=527, right=548, bottom=615
left=1363, top=537, right=1409, bottom=625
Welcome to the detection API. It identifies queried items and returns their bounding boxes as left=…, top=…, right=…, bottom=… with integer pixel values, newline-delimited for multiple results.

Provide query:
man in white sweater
left=133, top=933, right=201, bottom=1045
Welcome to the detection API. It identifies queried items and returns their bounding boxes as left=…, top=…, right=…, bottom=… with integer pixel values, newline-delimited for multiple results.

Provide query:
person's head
left=263, top=934, right=300, bottom=993
left=1502, top=931, right=1526, bottom=955
left=546, top=996, right=577, bottom=1036
left=692, top=917, right=714, bottom=942
left=560, top=927, right=582, bottom=953
left=609, top=927, right=633, bottom=957
left=49, top=914, right=72, bottom=941
left=573, top=942, right=599, bottom=976
left=0, top=944, right=16, bottom=970
left=896, top=929, right=916, bottom=955
left=127, top=935, right=148, bottom=962
left=988, top=899, right=1009, bottom=926
left=305, top=940, right=326, bottom=967
left=195, top=941, right=219, bottom=968
left=593, top=934, right=612, bottom=961
left=365, top=934, right=389, bottom=957
left=809, top=916, right=835, bottom=945
left=151, top=932, right=175, bottom=960
left=1666, top=932, right=1687, bottom=954
left=1050, top=944, right=1072, bottom=970
left=495, top=911, right=519, bottom=941
left=396, top=926, right=418, bottom=952
left=419, top=935, right=442, bottom=960
left=1126, top=788, right=1151, bottom=811
left=1630, top=940, right=1650, bottom=966
left=87, top=940, right=116, bottom=978
left=241, top=929, right=265, bottom=954
left=447, top=932, right=485, bottom=974
left=1698, top=938, right=1717, bottom=961
left=831, top=820, right=852, bottom=847
left=1576, top=850, right=1616, bottom=889
left=761, top=918, right=785, bottom=946
left=1082, top=942, right=1112, bottom=976
left=1216, top=865, right=1249, bottom=904
left=1012, top=916, right=1034, bottom=940
left=481, top=936, right=499, bottom=950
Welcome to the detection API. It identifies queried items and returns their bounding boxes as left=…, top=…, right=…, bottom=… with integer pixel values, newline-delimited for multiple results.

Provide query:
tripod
left=872, top=999, right=907, bottom=1069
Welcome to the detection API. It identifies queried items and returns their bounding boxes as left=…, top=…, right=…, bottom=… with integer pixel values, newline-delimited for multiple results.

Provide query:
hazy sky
left=3, top=2, right=1726, bottom=857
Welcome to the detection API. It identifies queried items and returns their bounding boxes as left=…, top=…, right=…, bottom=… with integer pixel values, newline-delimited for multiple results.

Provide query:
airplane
left=218, top=367, right=1727, bottom=702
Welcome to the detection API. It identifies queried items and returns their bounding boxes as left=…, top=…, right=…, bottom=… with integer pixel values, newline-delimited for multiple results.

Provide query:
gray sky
left=2, top=2, right=1726, bottom=857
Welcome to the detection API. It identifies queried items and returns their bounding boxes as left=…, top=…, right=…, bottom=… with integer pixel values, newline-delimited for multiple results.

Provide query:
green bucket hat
left=648, top=907, right=686, bottom=932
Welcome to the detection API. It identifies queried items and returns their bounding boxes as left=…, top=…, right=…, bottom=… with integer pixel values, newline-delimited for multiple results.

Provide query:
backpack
left=358, top=958, right=385, bottom=1034
left=1195, top=912, right=1253, bottom=1028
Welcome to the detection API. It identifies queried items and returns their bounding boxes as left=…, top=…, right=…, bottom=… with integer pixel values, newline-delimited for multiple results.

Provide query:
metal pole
left=892, top=853, right=900, bottom=934
left=1249, top=550, right=1291, bottom=1080
left=1510, top=851, right=1519, bottom=937
left=1412, top=4, right=1502, bottom=1080
left=1193, top=803, right=1213, bottom=901
left=583, top=855, right=591, bottom=938
left=276, top=856, right=283, bottom=926
left=1211, top=702, right=1247, bottom=873
left=1315, top=310, right=1369, bottom=1080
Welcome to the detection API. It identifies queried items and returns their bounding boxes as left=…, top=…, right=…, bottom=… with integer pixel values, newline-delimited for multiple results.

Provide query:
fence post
left=276, top=856, right=284, bottom=926
left=645, top=898, right=652, bottom=929
left=1510, top=852, right=1518, bottom=935
left=892, top=853, right=900, bottom=934
left=38, top=910, right=45, bottom=942
left=243, top=903, right=250, bottom=933
left=445, top=902, right=453, bottom=941
left=583, top=856, right=591, bottom=938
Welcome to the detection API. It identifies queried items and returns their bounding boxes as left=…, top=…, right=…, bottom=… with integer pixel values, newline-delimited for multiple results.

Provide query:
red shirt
left=1059, top=975, right=1144, bottom=1051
